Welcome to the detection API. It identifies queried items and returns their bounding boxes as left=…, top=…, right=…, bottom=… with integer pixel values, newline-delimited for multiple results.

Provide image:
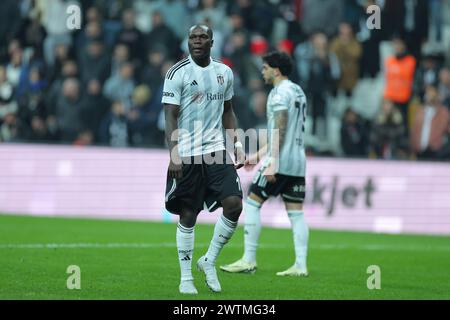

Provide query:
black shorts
left=165, top=151, right=243, bottom=215
left=248, top=165, right=306, bottom=203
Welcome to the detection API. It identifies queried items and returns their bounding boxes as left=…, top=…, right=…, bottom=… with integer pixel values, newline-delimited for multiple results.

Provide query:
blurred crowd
left=1, top=0, right=450, bottom=161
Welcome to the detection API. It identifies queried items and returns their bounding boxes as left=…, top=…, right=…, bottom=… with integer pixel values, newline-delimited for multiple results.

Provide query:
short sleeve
left=161, top=70, right=182, bottom=106
left=224, top=68, right=234, bottom=101
left=271, top=91, right=289, bottom=112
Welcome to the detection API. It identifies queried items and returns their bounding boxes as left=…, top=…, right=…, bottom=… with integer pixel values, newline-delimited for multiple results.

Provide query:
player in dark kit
left=162, top=24, right=245, bottom=294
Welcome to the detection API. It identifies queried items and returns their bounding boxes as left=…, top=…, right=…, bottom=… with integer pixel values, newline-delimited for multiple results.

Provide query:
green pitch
left=0, top=214, right=449, bottom=300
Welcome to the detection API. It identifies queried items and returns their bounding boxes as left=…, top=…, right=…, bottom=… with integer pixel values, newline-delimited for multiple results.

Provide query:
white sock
left=243, top=198, right=262, bottom=264
left=205, top=214, right=237, bottom=265
left=176, top=223, right=195, bottom=281
left=288, top=210, right=309, bottom=271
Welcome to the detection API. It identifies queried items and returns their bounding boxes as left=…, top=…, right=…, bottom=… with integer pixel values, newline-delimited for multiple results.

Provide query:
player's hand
left=168, top=160, right=183, bottom=179
left=244, top=153, right=259, bottom=172
left=262, top=162, right=277, bottom=183
left=234, top=145, right=245, bottom=170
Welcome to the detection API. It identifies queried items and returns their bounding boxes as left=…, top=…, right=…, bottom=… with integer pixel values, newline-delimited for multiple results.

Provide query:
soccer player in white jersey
left=220, top=51, right=310, bottom=277
left=162, top=25, right=245, bottom=294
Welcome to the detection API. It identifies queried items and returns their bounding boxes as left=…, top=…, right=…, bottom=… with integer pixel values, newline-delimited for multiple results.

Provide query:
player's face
left=261, top=63, right=275, bottom=85
left=188, top=28, right=213, bottom=60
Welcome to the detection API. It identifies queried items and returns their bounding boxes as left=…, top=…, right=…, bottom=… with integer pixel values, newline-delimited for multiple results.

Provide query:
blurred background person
left=370, top=99, right=408, bottom=159
left=383, top=36, right=416, bottom=135
left=331, top=22, right=362, bottom=99
left=295, top=32, right=340, bottom=140
left=340, top=108, right=369, bottom=158
left=410, top=84, right=450, bottom=160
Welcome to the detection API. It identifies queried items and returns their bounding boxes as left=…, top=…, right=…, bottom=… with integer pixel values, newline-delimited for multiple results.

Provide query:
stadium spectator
left=295, top=32, right=340, bottom=138
left=74, top=129, right=94, bottom=146
left=226, top=0, right=274, bottom=39
left=79, top=79, right=109, bottom=143
left=110, top=43, right=130, bottom=77
left=237, top=35, right=268, bottom=91
left=83, top=6, right=116, bottom=48
left=340, top=108, right=369, bottom=157
left=127, top=84, right=154, bottom=147
left=410, top=84, right=450, bottom=160
left=139, top=45, right=166, bottom=99
left=194, top=0, right=228, bottom=34
left=383, top=36, right=416, bottom=133
left=6, top=45, right=26, bottom=87
left=0, top=0, right=22, bottom=64
left=330, top=22, right=362, bottom=97
left=103, top=62, right=135, bottom=110
left=46, top=59, right=79, bottom=116
left=0, top=65, right=18, bottom=122
left=53, top=78, right=84, bottom=143
left=75, top=21, right=104, bottom=58
left=438, top=67, right=450, bottom=108
left=223, top=30, right=250, bottom=84
left=301, top=0, right=344, bottom=37
left=370, top=99, right=408, bottom=159
left=15, top=9, right=47, bottom=61
left=0, top=112, right=19, bottom=142
left=39, top=0, right=78, bottom=67
left=357, top=0, right=383, bottom=79
left=79, top=40, right=111, bottom=85
left=99, top=100, right=131, bottom=147
left=153, top=0, right=191, bottom=41
left=145, top=10, right=180, bottom=60
left=248, top=90, right=267, bottom=130
left=47, top=42, right=72, bottom=84
left=16, top=66, right=47, bottom=140
left=414, top=54, right=442, bottom=100
left=116, top=9, right=145, bottom=63
left=399, top=0, right=429, bottom=59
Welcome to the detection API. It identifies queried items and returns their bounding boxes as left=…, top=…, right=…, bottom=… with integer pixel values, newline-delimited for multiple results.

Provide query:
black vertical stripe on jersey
left=212, top=59, right=225, bottom=65
left=166, top=58, right=189, bottom=79
left=167, top=60, right=190, bottom=80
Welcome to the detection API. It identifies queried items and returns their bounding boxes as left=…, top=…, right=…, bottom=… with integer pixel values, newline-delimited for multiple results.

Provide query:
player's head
left=261, top=51, right=293, bottom=85
left=188, top=24, right=214, bottom=61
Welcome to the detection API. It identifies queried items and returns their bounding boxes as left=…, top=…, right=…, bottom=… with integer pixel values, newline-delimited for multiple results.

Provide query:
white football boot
left=196, top=256, right=221, bottom=293
left=276, top=265, right=308, bottom=277
left=220, top=258, right=257, bottom=274
left=179, top=279, right=198, bottom=295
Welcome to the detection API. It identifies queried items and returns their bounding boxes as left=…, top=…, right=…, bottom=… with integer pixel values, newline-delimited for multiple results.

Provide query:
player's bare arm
left=222, top=99, right=245, bottom=169
left=264, top=109, right=288, bottom=183
left=164, top=103, right=182, bottom=179
left=244, top=144, right=268, bottom=171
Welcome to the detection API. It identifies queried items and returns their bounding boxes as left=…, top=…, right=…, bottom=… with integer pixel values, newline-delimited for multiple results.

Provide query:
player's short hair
left=262, top=51, right=293, bottom=76
left=188, top=24, right=213, bottom=40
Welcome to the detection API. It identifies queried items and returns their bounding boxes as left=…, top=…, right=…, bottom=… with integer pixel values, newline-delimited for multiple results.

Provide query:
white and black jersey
left=265, top=79, right=307, bottom=177
left=162, top=55, right=234, bottom=157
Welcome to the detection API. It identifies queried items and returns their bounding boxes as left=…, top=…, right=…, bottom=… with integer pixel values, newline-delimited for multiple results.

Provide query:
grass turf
left=0, top=214, right=449, bottom=300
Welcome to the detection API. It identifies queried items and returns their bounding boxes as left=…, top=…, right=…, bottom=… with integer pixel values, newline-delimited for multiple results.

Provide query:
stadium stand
left=0, top=0, right=449, bottom=162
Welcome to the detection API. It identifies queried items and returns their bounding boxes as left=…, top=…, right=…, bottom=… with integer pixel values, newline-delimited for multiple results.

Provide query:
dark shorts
left=249, top=165, right=306, bottom=203
left=165, top=151, right=243, bottom=215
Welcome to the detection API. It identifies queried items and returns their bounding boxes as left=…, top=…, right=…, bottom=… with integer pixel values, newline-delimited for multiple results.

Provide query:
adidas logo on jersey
left=190, top=80, right=198, bottom=86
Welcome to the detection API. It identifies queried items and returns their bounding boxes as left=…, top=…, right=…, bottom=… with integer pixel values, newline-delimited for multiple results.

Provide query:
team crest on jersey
left=217, top=75, right=224, bottom=85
